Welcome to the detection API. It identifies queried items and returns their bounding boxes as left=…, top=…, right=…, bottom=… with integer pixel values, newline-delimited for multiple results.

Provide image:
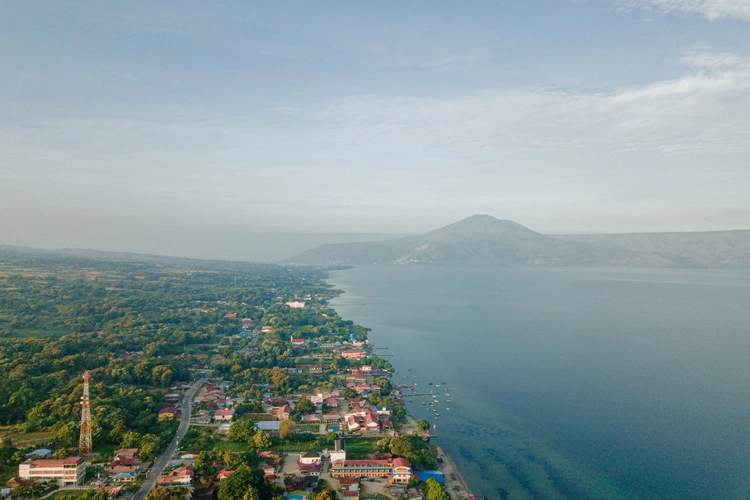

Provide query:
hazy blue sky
left=2, top=1, right=749, bottom=260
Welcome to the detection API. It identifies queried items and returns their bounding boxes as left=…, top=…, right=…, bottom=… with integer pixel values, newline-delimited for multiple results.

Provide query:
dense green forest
left=0, top=248, right=337, bottom=462
left=0, top=247, right=414, bottom=499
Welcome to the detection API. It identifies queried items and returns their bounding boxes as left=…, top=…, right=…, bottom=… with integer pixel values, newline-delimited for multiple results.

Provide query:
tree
left=241, top=489, right=260, bottom=500
left=279, top=419, right=296, bottom=438
left=229, top=418, right=256, bottom=444
left=81, top=491, right=107, bottom=500
left=417, top=419, right=430, bottom=431
left=314, top=489, right=335, bottom=500
left=253, top=430, right=271, bottom=449
left=146, top=488, right=182, bottom=500
left=269, top=368, right=290, bottom=391
left=373, top=376, right=391, bottom=394
left=341, top=387, right=357, bottom=399
left=295, top=399, right=315, bottom=414
left=139, top=433, right=163, bottom=461
left=330, top=357, right=348, bottom=372
left=194, top=450, right=211, bottom=473
left=218, top=465, right=264, bottom=500
left=424, top=478, right=451, bottom=500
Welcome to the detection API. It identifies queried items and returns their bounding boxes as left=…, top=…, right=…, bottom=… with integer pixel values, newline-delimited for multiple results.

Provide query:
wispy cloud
left=614, top=0, right=750, bottom=21
left=319, top=52, right=750, bottom=155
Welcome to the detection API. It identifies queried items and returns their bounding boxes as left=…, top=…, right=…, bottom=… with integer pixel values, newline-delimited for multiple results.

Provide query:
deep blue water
left=329, top=266, right=750, bottom=499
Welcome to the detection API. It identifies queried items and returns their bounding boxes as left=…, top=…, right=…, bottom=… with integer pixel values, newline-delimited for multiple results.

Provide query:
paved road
left=133, top=376, right=205, bottom=500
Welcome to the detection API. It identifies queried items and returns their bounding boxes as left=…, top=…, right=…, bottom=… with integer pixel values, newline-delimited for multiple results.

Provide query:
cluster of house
left=188, top=381, right=239, bottom=433
left=158, top=383, right=195, bottom=421
left=107, top=448, right=141, bottom=482
left=214, top=450, right=283, bottom=486
left=156, top=465, right=194, bottom=486
left=344, top=368, right=384, bottom=395
left=155, top=450, right=204, bottom=487
left=344, top=406, right=394, bottom=434
left=6, top=448, right=146, bottom=493
left=323, top=440, right=414, bottom=498
left=269, top=389, right=342, bottom=421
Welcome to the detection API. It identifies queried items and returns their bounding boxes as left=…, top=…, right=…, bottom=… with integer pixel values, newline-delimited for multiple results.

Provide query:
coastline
left=329, top=273, right=476, bottom=499
left=434, top=444, right=475, bottom=500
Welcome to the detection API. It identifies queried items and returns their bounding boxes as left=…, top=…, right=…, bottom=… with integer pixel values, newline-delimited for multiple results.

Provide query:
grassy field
left=212, top=441, right=250, bottom=452
left=47, top=490, right=92, bottom=499
left=0, top=426, right=54, bottom=447
left=342, top=437, right=381, bottom=459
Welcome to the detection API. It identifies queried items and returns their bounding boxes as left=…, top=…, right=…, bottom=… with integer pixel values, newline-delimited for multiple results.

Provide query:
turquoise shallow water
left=329, top=266, right=750, bottom=499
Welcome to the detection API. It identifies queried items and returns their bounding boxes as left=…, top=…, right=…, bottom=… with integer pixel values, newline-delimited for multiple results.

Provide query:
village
left=4, top=298, right=473, bottom=500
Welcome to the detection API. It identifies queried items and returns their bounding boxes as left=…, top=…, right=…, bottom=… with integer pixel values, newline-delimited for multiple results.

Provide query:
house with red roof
left=341, top=349, right=367, bottom=360
left=214, top=408, right=234, bottom=423
left=156, top=466, right=194, bottom=486
left=217, top=469, right=234, bottom=481
left=364, top=413, right=380, bottom=431
left=276, top=405, right=293, bottom=420
left=158, top=406, right=178, bottom=421
left=330, top=458, right=412, bottom=483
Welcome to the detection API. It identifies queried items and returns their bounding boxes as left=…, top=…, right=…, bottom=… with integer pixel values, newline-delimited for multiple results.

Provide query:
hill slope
left=287, top=215, right=750, bottom=267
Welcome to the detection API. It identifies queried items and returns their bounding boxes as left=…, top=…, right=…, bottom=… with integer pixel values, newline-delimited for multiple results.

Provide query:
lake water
left=329, top=266, right=750, bottom=499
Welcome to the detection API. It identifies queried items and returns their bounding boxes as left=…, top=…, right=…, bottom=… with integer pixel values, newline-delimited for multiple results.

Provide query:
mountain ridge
left=287, top=215, right=750, bottom=267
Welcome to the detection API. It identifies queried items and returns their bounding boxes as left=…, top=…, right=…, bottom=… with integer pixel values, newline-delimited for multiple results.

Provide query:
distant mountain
left=0, top=244, right=276, bottom=270
left=557, top=230, right=750, bottom=267
left=286, top=215, right=750, bottom=267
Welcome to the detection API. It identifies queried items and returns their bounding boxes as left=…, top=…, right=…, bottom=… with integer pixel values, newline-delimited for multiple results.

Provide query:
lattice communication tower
left=79, top=370, right=92, bottom=456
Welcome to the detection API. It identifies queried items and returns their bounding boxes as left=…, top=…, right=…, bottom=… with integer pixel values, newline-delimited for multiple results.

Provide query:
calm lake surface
left=329, top=266, right=750, bottom=499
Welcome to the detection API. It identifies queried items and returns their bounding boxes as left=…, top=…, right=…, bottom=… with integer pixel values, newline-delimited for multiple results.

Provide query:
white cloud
left=615, top=0, right=750, bottom=21
left=319, top=53, right=750, bottom=156
left=679, top=51, right=744, bottom=68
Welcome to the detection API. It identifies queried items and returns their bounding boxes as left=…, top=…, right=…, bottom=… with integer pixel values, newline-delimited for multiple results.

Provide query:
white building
left=19, top=456, right=86, bottom=486
left=299, top=452, right=321, bottom=465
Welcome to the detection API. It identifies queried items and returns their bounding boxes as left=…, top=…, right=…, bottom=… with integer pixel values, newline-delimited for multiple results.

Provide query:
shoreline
left=434, top=444, right=475, bottom=500
left=329, top=270, right=477, bottom=499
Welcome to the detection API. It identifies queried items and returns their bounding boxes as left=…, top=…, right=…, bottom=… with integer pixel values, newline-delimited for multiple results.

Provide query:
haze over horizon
left=2, top=1, right=750, bottom=261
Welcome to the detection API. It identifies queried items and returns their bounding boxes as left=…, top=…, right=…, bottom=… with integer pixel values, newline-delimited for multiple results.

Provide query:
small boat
left=421, top=402, right=426, bottom=405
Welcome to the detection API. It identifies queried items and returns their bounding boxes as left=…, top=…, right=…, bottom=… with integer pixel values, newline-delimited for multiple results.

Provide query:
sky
left=2, top=1, right=749, bottom=261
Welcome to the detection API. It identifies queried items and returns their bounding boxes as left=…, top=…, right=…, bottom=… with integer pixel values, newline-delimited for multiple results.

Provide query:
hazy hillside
left=287, top=215, right=750, bottom=267
left=557, top=230, right=750, bottom=267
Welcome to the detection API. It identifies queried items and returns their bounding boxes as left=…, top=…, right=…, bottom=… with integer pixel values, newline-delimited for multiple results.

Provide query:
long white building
left=19, top=456, right=86, bottom=486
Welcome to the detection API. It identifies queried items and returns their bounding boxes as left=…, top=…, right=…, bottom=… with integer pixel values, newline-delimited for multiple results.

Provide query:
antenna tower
left=79, top=370, right=92, bottom=456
